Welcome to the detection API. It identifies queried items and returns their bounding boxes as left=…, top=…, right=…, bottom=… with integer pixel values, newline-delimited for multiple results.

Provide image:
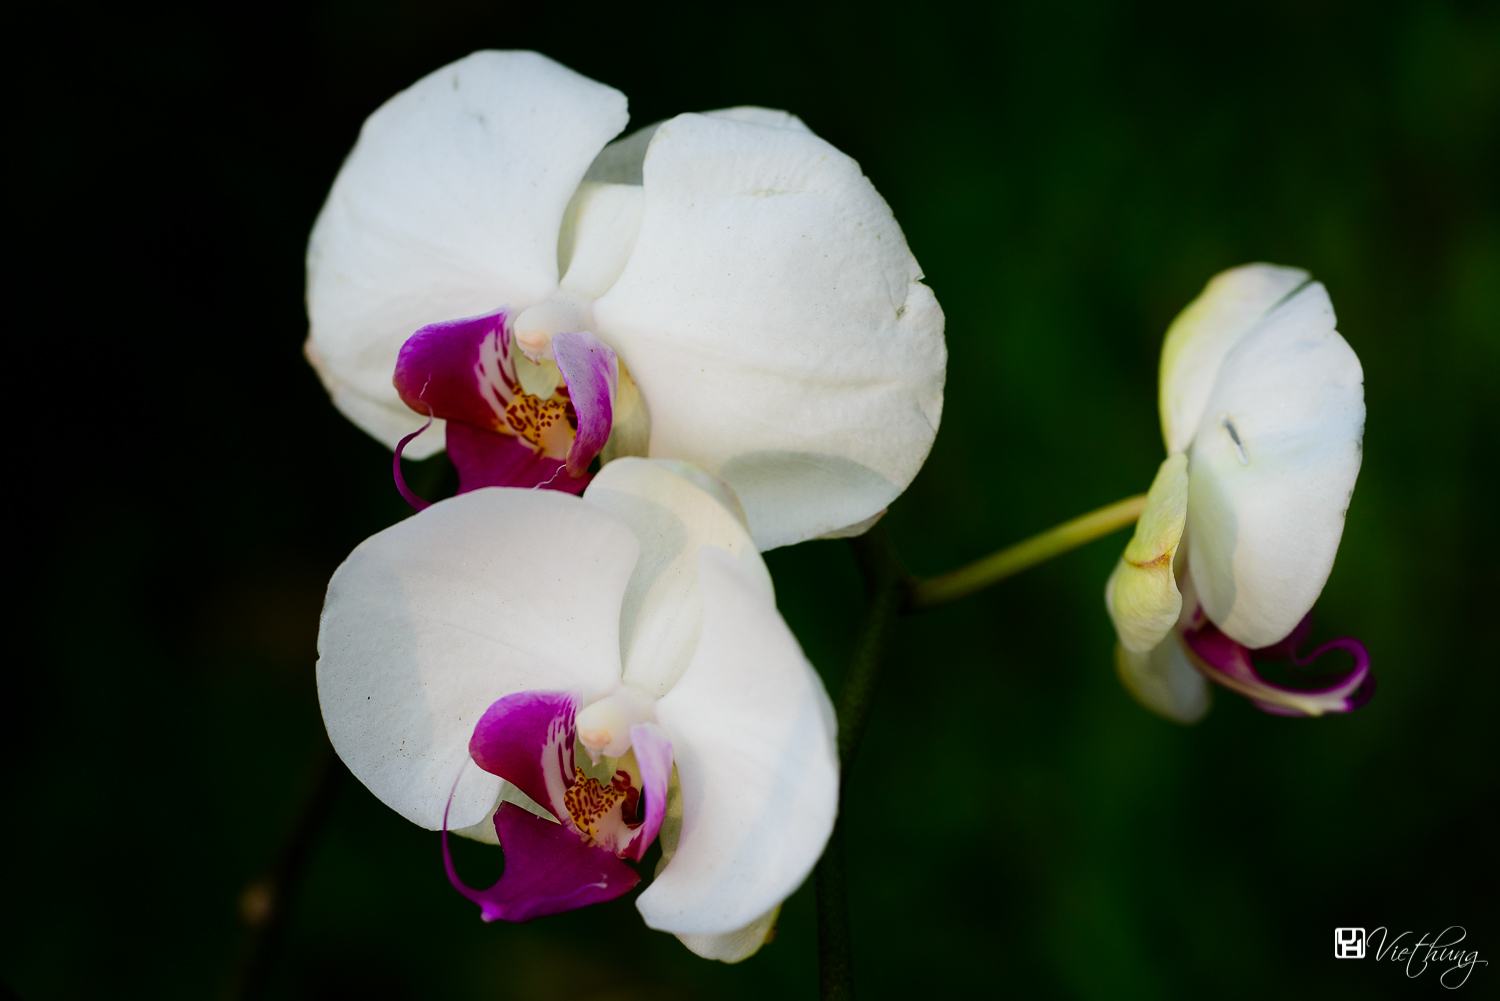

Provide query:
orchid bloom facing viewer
left=317, top=458, right=838, bottom=961
left=1105, top=264, right=1372, bottom=723
left=305, top=50, right=946, bottom=550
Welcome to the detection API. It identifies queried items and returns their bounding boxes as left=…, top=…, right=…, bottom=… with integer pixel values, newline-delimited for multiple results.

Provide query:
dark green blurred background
left=9, top=1, right=1497, bottom=998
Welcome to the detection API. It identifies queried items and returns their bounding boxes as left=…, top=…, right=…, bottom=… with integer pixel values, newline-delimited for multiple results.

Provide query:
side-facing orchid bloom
left=1105, top=264, right=1372, bottom=723
left=305, top=49, right=946, bottom=550
left=316, top=458, right=838, bottom=961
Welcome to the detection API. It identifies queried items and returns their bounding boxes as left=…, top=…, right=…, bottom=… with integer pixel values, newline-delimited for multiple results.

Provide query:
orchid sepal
left=1105, top=453, right=1188, bottom=654
left=1114, top=636, right=1212, bottom=725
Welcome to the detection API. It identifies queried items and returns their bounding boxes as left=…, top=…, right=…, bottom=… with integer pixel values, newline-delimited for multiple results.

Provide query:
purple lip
left=441, top=689, right=672, bottom=922
left=389, top=310, right=617, bottom=506
left=1181, top=612, right=1374, bottom=717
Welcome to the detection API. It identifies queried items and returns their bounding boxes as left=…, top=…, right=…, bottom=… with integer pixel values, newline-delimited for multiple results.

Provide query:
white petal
left=702, top=106, right=812, bottom=132
left=583, top=458, right=771, bottom=698
left=557, top=182, right=645, bottom=300
left=645, top=767, right=778, bottom=959
left=592, top=113, right=946, bottom=550
left=305, top=51, right=628, bottom=451
left=1185, top=281, right=1365, bottom=648
left=582, top=122, right=660, bottom=185
left=316, top=488, right=637, bottom=830
left=676, top=905, right=782, bottom=963
left=307, top=335, right=448, bottom=459
left=815, top=507, right=886, bottom=540
left=1158, top=263, right=1309, bottom=454
left=578, top=107, right=810, bottom=188
left=599, top=364, right=650, bottom=463
left=1115, top=635, right=1212, bottom=724
left=637, top=549, right=838, bottom=935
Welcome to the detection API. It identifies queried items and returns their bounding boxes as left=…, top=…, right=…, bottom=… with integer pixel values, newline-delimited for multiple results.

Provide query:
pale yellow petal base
left=1105, top=454, right=1189, bottom=653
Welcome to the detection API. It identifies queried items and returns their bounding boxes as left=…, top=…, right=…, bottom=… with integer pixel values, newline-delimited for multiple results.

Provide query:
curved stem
left=225, top=743, right=345, bottom=1001
left=815, top=821, right=853, bottom=1000
left=814, top=496, right=1144, bottom=997
left=816, top=527, right=907, bottom=1001
left=836, top=528, right=907, bottom=773
left=906, top=494, right=1146, bottom=611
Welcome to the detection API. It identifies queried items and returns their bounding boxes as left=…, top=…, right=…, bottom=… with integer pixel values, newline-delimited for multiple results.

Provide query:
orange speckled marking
left=564, top=770, right=640, bottom=842
left=505, top=392, right=575, bottom=448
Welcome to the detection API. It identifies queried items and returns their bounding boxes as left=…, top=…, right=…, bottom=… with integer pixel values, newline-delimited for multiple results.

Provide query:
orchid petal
left=1114, top=636, right=1212, bottom=724
left=557, top=182, right=646, bottom=300
left=307, top=340, right=449, bottom=460
left=316, top=488, right=637, bottom=830
left=305, top=50, right=628, bottom=454
left=394, top=310, right=582, bottom=490
left=443, top=801, right=639, bottom=923
left=393, top=310, right=514, bottom=432
left=638, top=548, right=838, bottom=935
left=703, top=106, right=813, bottom=132
left=468, top=691, right=579, bottom=825
left=581, top=122, right=661, bottom=186
left=1185, top=280, right=1365, bottom=648
left=647, top=765, right=776, bottom=961
left=1181, top=619, right=1374, bottom=717
left=583, top=458, right=771, bottom=698
left=676, top=905, right=782, bottom=963
left=551, top=331, right=618, bottom=477
left=815, top=508, right=887, bottom=540
left=600, top=364, right=650, bottom=464
left=392, top=417, right=436, bottom=510
left=1251, top=612, right=1313, bottom=662
left=624, top=722, right=673, bottom=863
left=578, top=108, right=810, bottom=189
left=1158, top=263, right=1310, bottom=454
left=592, top=113, right=946, bottom=550
left=446, top=422, right=580, bottom=494
left=1105, top=453, right=1189, bottom=653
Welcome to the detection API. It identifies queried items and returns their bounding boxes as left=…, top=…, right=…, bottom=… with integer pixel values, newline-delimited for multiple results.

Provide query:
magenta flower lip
left=392, top=309, right=615, bottom=502
left=441, top=690, right=672, bottom=923
left=1180, top=611, right=1374, bottom=718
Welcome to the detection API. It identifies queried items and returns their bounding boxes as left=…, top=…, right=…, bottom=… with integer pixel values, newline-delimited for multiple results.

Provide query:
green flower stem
left=816, top=527, right=907, bottom=1001
left=904, top=493, right=1147, bottom=611
left=225, top=744, right=345, bottom=1001
left=814, top=496, right=1144, bottom=998
left=814, top=821, right=853, bottom=1000
left=836, top=527, right=908, bottom=772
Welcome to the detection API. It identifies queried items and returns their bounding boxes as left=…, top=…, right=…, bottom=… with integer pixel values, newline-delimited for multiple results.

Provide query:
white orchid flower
left=305, top=50, right=945, bottom=551
left=1105, top=264, right=1372, bottom=723
left=316, top=458, right=838, bottom=962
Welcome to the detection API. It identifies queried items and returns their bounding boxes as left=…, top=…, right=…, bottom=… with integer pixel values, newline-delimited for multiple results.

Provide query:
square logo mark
left=1335, top=927, right=1366, bottom=959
